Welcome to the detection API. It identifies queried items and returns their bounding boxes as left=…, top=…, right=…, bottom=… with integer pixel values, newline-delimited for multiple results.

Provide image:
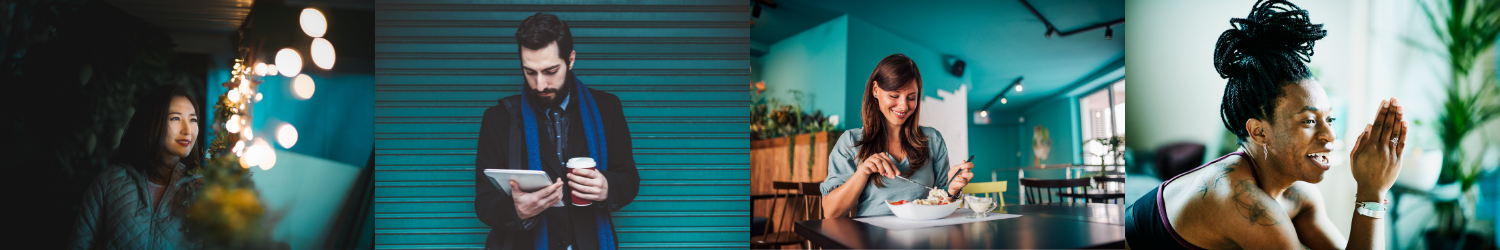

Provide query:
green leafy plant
left=1420, top=0, right=1500, bottom=241
left=752, top=82, right=840, bottom=179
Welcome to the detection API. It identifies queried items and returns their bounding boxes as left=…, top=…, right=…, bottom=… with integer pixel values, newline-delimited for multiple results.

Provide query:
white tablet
left=483, top=169, right=564, bottom=207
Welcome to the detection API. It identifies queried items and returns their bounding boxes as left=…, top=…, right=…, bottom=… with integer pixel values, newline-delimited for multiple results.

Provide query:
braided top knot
left=1212, top=0, right=1327, bottom=144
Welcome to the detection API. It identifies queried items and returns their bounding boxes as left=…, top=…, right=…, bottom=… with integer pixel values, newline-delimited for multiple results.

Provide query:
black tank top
left=1125, top=152, right=1253, bottom=249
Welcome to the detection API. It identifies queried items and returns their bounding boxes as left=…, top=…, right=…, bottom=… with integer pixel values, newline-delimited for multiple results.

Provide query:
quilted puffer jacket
left=70, top=163, right=203, bottom=250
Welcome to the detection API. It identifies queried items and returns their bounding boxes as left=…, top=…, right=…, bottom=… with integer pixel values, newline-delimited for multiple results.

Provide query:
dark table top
left=794, top=203, right=1125, bottom=249
left=1057, top=192, right=1127, bottom=200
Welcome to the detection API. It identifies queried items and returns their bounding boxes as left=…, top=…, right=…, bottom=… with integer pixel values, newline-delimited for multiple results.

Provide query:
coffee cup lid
left=566, top=157, right=596, bottom=168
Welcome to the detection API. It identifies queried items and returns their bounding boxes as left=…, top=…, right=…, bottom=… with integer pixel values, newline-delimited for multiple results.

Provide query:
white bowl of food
left=885, top=198, right=961, bottom=220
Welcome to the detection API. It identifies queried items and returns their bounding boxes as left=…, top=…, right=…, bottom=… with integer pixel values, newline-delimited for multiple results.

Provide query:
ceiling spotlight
left=1105, top=27, right=1113, bottom=40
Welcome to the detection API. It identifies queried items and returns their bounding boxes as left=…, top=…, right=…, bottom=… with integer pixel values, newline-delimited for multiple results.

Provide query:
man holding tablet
left=473, top=12, right=640, bottom=250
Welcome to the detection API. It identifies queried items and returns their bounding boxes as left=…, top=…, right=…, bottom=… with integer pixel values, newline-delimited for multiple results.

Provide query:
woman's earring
left=1262, top=143, right=1269, bottom=162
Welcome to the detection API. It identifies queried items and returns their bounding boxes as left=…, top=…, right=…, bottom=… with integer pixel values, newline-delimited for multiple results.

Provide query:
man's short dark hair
left=516, top=12, right=574, bottom=64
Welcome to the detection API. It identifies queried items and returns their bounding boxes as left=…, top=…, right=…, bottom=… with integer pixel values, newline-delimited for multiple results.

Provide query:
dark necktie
left=549, top=109, right=564, bottom=164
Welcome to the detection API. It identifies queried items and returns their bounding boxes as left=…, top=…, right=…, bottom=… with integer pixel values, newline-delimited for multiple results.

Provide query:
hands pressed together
left=1349, top=98, right=1407, bottom=202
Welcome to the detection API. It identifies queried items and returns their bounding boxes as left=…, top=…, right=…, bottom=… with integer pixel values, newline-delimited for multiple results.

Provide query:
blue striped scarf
left=519, top=76, right=616, bottom=250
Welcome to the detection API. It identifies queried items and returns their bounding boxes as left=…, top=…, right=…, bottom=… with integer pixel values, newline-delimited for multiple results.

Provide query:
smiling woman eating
left=1123, top=1, right=1409, bottom=249
left=820, top=53, right=975, bottom=218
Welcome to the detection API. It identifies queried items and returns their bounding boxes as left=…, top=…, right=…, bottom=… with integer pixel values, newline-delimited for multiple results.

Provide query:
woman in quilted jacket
left=71, top=84, right=205, bottom=249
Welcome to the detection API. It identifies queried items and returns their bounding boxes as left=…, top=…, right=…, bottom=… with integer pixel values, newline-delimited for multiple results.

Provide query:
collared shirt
left=820, top=127, right=952, bottom=217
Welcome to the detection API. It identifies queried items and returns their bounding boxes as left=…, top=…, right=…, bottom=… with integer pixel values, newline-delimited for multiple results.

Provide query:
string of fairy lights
left=222, top=8, right=333, bottom=170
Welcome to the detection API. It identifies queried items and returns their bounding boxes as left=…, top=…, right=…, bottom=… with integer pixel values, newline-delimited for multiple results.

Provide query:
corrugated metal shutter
left=373, top=0, right=749, bottom=249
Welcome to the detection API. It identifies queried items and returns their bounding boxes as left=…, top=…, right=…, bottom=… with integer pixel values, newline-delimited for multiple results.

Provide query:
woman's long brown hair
left=855, top=53, right=929, bottom=188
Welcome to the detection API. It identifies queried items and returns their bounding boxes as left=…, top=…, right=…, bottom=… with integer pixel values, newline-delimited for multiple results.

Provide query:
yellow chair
left=961, top=181, right=1008, bottom=208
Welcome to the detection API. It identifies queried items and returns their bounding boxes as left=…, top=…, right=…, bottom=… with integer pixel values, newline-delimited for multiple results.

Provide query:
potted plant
left=751, top=82, right=839, bottom=180
left=1420, top=0, right=1500, bottom=248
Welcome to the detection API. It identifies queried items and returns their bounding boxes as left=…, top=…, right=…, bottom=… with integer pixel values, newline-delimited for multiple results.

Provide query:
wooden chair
left=1018, top=178, right=1092, bottom=204
left=960, top=181, right=1008, bottom=208
left=1091, top=176, right=1127, bottom=204
left=751, top=181, right=823, bottom=249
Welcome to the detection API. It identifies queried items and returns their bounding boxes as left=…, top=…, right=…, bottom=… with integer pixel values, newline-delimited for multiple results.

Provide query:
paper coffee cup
left=566, top=157, right=596, bottom=206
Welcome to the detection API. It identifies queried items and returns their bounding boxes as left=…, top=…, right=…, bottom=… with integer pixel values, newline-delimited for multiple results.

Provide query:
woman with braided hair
left=1124, top=1, right=1408, bottom=249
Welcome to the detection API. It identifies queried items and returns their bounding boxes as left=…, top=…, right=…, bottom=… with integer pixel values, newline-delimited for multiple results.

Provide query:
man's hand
left=568, top=168, right=609, bottom=202
left=1350, top=98, right=1407, bottom=202
left=512, top=178, right=564, bottom=220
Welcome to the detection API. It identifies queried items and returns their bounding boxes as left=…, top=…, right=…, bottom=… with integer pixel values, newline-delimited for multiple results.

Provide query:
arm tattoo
left=1283, top=185, right=1303, bottom=211
left=1232, top=179, right=1282, bottom=226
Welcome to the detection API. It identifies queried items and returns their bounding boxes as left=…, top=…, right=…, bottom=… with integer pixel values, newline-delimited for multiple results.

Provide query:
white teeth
left=1305, top=152, right=1328, bottom=157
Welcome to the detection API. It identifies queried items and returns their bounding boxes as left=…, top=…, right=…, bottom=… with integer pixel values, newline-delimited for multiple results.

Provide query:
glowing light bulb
left=254, top=62, right=268, bottom=76
left=259, top=145, right=277, bottom=170
left=300, top=8, right=328, bottom=37
left=226, top=115, right=242, bottom=133
left=980, top=111, right=988, bottom=117
left=267, top=64, right=278, bottom=76
left=276, top=49, right=302, bottom=77
left=245, top=138, right=277, bottom=170
left=227, top=88, right=241, bottom=102
left=311, top=38, right=336, bottom=69
left=1001, top=98, right=1008, bottom=104
left=242, top=126, right=253, bottom=140
left=277, top=123, right=298, bottom=149
left=255, top=93, right=263, bottom=102
left=292, top=74, right=316, bottom=100
left=1016, top=84, right=1023, bottom=92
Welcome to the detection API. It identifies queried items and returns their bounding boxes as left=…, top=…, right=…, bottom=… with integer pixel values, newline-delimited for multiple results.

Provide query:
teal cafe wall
left=756, top=13, right=973, bottom=160
left=843, top=15, right=972, bottom=132
left=756, top=15, right=849, bottom=122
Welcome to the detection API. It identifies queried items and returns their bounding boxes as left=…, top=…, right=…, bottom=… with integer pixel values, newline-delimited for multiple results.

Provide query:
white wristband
left=1355, top=201, right=1386, bottom=219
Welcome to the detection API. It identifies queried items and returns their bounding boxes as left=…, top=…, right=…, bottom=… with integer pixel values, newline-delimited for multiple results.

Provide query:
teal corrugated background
left=373, top=0, right=750, bottom=249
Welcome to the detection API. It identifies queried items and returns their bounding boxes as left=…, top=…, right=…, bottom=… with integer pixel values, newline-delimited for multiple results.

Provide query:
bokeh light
left=311, top=38, right=336, bottom=69
left=277, top=123, right=299, bottom=149
left=292, top=74, right=316, bottom=100
left=299, top=8, right=327, bottom=37
left=275, top=49, right=302, bottom=77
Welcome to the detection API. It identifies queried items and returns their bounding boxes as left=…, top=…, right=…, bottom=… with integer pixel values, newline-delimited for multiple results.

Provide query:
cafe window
left=1079, top=80, right=1124, bottom=166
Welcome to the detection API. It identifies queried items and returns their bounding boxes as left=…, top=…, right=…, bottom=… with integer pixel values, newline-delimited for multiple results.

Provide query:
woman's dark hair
left=515, top=12, right=574, bottom=64
left=856, top=53, right=929, bottom=188
left=116, top=84, right=203, bottom=182
left=1213, top=0, right=1326, bottom=144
